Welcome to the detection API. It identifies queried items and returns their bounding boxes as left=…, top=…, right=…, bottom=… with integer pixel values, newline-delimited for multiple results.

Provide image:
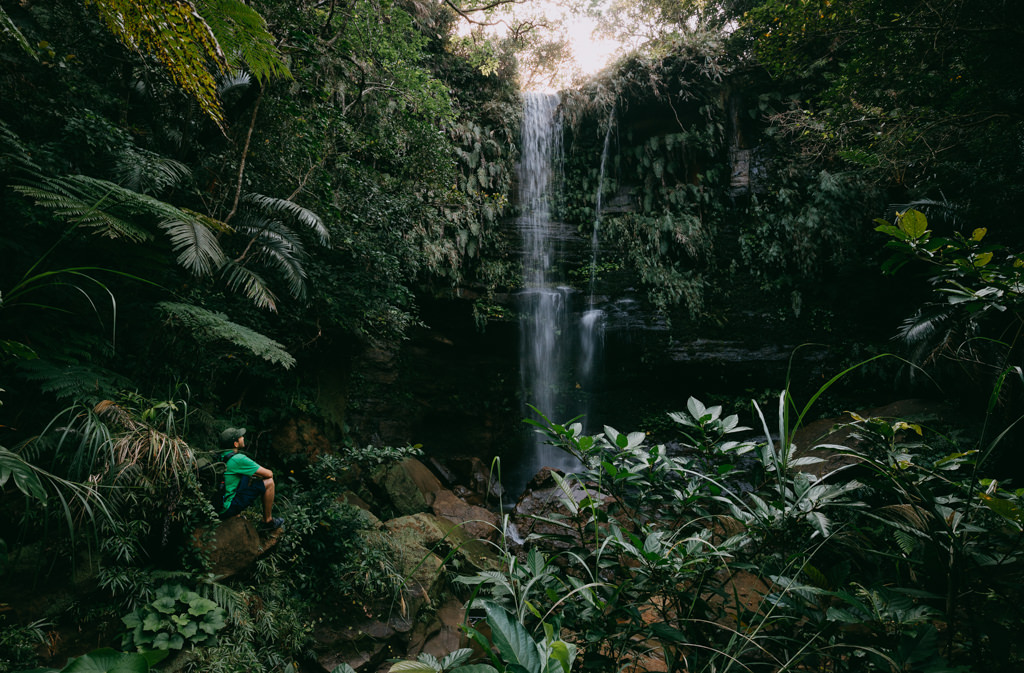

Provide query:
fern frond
left=199, top=578, right=248, bottom=619
left=88, top=0, right=228, bottom=127
left=14, top=182, right=150, bottom=242
left=242, top=192, right=329, bottom=246
left=1, top=7, right=35, bottom=59
left=219, top=260, right=279, bottom=312
left=15, top=359, right=131, bottom=405
left=0, top=119, right=41, bottom=174
left=196, top=0, right=291, bottom=83
left=893, top=529, right=918, bottom=555
left=156, top=301, right=295, bottom=368
left=113, top=146, right=191, bottom=195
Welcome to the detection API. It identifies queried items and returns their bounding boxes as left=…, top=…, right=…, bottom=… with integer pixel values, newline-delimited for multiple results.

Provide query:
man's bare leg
left=262, top=477, right=276, bottom=523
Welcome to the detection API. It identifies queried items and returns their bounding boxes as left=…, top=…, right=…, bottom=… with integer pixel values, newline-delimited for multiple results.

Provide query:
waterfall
left=578, top=108, right=614, bottom=423
left=512, top=93, right=581, bottom=496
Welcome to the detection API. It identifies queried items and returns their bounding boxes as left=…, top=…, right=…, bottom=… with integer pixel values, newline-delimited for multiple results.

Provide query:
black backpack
left=197, top=455, right=227, bottom=515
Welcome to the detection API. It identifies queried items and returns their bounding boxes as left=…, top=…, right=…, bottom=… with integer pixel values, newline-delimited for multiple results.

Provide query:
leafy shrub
left=121, top=583, right=226, bottom=651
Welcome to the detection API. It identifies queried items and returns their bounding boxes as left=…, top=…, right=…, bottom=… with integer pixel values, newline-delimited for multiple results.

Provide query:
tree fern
left=196, top=0, right=291, bottom=84
left=156, top=301, right=295, bottom=368
left=112, top=146, right=191, bottom=196
left=15, top=359, right=131, bottom=405
left=86, top=0, right=229, bottom=127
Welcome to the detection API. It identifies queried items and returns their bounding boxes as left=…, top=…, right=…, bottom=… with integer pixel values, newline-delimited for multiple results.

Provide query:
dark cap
left=219, top=427, right=246, bottom=449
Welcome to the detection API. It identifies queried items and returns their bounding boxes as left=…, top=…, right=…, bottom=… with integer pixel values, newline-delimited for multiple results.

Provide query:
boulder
left=511, top=468, right=610, bottom=550
left=376, top=457, right=445, bottom=515
left=434, top=456, right=504, bottom=505
left=385, top=513, right=503, bottom=573
left=431, top=489, right=500, bottom=542
left=194, top=517, right=281, bottom=579
left=340, top=490, right=383, bottom=529
left=406, top=598, right=467, bottom=660
left=792, top=399, right=946, bottom=478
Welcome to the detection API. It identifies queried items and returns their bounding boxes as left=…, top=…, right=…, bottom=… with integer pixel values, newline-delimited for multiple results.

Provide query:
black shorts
left=221, top=474, right=266, bottom=519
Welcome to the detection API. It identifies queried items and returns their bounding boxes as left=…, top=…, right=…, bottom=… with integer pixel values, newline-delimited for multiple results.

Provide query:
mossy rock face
left=384, top=513, right=503, bottom=573
left=373, top=458, right=444, bottom=515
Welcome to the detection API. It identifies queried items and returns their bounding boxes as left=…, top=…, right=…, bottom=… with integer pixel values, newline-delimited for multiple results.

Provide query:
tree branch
left=224, top=88, right=263, bottom=226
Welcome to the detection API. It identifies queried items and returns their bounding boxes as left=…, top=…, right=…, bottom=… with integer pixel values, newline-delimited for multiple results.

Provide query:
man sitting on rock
left=219, top=427, right=283, bottom=530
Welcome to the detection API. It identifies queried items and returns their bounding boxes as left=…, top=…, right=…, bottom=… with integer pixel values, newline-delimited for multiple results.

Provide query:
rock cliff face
left=332, top=79, right=916, bottom=491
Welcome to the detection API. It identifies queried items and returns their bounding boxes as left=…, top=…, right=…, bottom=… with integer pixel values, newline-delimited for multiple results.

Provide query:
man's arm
left=254, top=465, right=273, bottom=479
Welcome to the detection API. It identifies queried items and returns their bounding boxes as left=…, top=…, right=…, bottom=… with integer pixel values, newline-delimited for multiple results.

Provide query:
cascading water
left=511, top=93, right=581, bottom=496
left=578, top=109, right=614, bottom=414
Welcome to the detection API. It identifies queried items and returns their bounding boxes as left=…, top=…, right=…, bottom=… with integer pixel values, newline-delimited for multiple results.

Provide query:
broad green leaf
left=874, top=223, right=908, bottom=240
left=481, top=601, right=543, bottom=673
left=979, top=492, right=1024, bottom=527
left=0, top=448, right=48, bottom=502
left=141, top=612, right=163, bottom=631
left=547, top=640, right=573, bottom=673
left=686, top=397, right=706, bottom=419
left=897, top=209, right=928, bottom=239
left=439, top=648, right=474, bottom=669
left=971, top=227, right=987, bottom=241
left=973, top=252, right=993, bottom=267
left=61, top=648, right=153, bottom=673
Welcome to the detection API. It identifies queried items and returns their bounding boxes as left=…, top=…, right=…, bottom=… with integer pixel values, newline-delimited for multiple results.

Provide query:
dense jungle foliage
left=2, top=0, right=1024, bottom=671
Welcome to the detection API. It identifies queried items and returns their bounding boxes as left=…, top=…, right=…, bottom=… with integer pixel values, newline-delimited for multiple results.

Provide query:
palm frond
left=89, top=399, right=197, bottom=483
left=235, top=214, right=307, bottom=300
left=2, top=443, right=115, bottom=538
left=159, top=210, right=228, bottom=276
left=218, top=68, right=252, bottom=97
left=242, top=192, right=329, bottom=246
left=196, top=0, right=290, bottom=83
left=15, top=174, right=196, bottom=238
left=219, top=260, right=279, bottom=312
left=896, top=308, right=952, bottom=350
left=156, top=301, right=295, bottom=368
left=876, top=503, right=933, bottom=531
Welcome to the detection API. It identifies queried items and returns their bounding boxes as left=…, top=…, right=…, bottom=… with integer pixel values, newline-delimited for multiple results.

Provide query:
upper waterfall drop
left=511, top=92, right=582, bottom=496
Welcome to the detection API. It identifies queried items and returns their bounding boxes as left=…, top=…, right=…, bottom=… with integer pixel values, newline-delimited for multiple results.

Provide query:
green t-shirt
left=221, top=452, right=261, bottom=512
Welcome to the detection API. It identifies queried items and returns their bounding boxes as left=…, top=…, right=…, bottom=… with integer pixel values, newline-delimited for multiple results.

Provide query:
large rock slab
left=792, top=399, right=946, bottom=478
left=194, top=517, right=281, bottom=579
left=385, top=513, right=503, bottom=573
left=406, top=598, right=467, bottom=660
left=375, top=458, right=444, bottom=515
left=431, top=489, right=500, bottom=542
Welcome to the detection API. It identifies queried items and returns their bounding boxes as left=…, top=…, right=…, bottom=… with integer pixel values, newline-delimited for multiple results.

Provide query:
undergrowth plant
left=445, top=360, right=1024, bottom=672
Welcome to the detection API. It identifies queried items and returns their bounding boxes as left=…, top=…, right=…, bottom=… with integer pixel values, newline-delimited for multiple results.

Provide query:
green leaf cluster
left=121, top=583, right=227, bottom=652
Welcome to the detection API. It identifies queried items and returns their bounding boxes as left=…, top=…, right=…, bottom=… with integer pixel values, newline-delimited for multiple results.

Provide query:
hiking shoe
left=261, top=517, right=284, bottom=530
